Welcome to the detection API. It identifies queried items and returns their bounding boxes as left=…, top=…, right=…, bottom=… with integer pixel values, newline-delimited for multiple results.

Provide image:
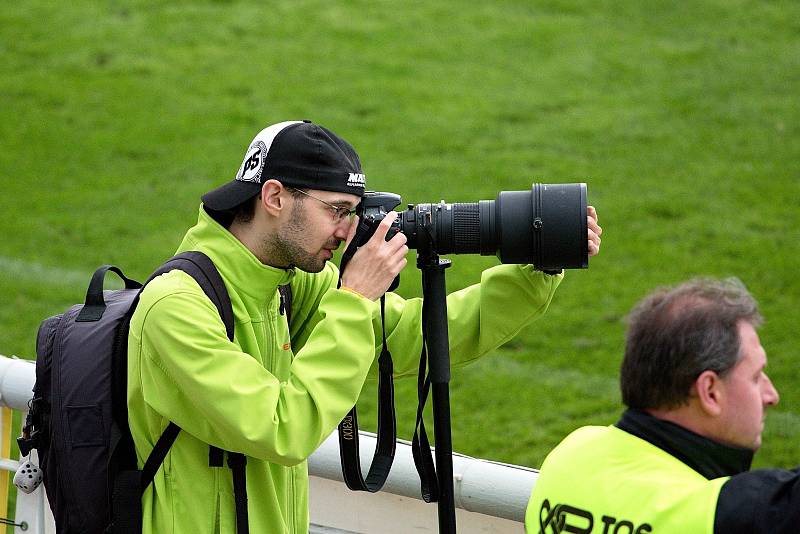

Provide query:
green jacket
left=128, top=206, right=563, bottom=534
left=526, top=425, right=728, bottom=534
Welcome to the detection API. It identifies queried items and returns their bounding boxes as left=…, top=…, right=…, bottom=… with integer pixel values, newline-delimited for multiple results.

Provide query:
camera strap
left=336, top=231, right=397, bottom=492
left=411, top=270, right=440, bottom=502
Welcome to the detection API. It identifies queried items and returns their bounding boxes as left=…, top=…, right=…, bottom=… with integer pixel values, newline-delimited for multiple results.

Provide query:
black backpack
left=17, top=251, right=290, bottom=534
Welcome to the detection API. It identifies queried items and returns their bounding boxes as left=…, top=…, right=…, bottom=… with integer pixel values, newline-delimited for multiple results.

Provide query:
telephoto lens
left=358, top=183, right=589, bottom=271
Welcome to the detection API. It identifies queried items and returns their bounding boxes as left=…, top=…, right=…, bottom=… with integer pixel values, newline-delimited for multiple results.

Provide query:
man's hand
left=588, top=205, right=602, bottom=257
left=340, top=211, right=409, bottom=301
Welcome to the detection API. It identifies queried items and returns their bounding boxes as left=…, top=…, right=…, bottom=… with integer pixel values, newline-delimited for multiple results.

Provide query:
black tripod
left=418, top=250, right=457, bottom=533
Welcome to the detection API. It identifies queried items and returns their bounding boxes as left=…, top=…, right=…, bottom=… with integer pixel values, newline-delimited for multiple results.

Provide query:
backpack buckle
left=17, top=434, right=37, bottom=457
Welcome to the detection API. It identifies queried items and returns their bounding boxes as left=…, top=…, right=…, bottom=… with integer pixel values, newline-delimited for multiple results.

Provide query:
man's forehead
left=736, top=321, right=767, bottom=368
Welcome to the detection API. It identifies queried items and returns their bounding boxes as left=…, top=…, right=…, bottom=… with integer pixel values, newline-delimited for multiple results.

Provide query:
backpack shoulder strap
left=136, top=251, right=235, bottom=490
left=145, top=252, right=250, bottom=533
left=112, top=251, right=234, bottom=444
left=112, top=252, right=238, bottom=533
left=147, top=251, right=235, bottom=340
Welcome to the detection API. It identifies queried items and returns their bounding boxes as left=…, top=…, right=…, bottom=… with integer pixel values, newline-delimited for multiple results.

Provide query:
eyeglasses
left=288, top=187, right=357, bottom=223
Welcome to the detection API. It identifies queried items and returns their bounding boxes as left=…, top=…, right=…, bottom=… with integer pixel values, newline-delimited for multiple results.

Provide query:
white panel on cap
left=235, top=120, right=303, bottom=183
left=254, top=120, right=304, bottom=155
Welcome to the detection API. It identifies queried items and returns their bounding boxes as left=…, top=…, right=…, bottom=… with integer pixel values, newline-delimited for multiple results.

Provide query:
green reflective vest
left=526, top=425, right=729, bottom=534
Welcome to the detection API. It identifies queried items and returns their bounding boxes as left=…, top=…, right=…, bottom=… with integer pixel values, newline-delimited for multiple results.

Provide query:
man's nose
left=763, top=375, right=780, bottom=406
left=333, top=218, right=354, bottom=240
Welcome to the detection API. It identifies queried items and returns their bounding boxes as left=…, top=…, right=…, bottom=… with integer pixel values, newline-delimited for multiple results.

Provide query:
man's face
left=715, top=321, right=780, bottom=450
left=275, top=188, right=360, bottom=273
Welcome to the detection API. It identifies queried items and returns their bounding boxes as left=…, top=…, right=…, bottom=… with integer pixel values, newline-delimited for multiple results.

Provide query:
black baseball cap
left=202, top=120, right=367, bottom=211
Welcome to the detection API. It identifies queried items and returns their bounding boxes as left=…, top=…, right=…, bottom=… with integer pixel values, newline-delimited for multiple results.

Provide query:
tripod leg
left=422, top=258, right=457, bottom=533
left=432, top=383, right=456, bottom=532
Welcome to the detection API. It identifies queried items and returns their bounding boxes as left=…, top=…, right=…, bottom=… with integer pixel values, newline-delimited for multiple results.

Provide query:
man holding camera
left=526, top=277, right=798, bottom=533
left=127, top=119, right=602, bottom=533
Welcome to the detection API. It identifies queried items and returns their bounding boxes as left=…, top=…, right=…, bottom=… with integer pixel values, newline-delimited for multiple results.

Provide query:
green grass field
left=1, top=0, right=799, bottom=478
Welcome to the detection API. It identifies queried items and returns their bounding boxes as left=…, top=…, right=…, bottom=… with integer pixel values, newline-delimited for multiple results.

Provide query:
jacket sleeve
left=133, top=277, right=380, bottom=465
left=715, top=467, right=800, bottom=533
left=381, top=264, right=563, bottom=377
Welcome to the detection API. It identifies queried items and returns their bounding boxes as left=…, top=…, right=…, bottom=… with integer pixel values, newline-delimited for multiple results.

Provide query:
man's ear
left=694, top=370, right=724, bottom=416
left=261, top=180, right=286, bottom=216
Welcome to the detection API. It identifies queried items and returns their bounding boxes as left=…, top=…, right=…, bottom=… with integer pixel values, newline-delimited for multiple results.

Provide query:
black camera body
left=352, top=191, right=403, bottom=247
left=356, top=183, right=588, bottom=271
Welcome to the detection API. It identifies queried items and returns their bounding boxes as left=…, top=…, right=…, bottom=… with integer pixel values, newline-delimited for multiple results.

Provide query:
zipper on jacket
left=213, top=462, right=221, bottom=533
left=288, top=466, right=295, bottom=533
left=262, top=301, right=273, bottom=372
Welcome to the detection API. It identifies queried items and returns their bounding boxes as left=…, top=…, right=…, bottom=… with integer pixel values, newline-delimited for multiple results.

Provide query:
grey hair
left=620, top=277, right=762, bottom=410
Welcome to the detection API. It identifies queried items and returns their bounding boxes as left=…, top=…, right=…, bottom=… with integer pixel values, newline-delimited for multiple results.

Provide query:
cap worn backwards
left=202, top=120, right=366, bottom=211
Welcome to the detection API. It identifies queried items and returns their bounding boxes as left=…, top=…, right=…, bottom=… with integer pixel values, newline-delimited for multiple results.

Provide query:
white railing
left=0, top=355, right=536, bottom=533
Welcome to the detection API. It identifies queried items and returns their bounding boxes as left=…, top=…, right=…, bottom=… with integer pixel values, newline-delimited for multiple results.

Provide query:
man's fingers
left=588, top=228, right=601, bottom=257
left=588, top=205, right=598, bottom=224
left=587, top=207, right=602, bottom=236
left=387, top=229, right=408, bottom=250
left=369, top=211, right=399, bottom=243
left=395, top=256, right=408, bottom=273
left=391, top=243, right=409, bottom=265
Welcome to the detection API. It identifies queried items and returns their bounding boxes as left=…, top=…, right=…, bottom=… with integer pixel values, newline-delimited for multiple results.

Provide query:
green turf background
left=1, top=1, right=798, bottom=475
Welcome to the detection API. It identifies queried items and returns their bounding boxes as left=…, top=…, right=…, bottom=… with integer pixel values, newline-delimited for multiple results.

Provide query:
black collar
left=616, top=409, right=753, bottom=479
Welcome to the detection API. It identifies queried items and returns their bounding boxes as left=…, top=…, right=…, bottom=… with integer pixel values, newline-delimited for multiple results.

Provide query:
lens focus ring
left=451, top=203, right=481, bottom=253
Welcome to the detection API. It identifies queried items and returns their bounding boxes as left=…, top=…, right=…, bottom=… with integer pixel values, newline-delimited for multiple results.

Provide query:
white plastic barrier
left=0, top=355, right=536, bottom=533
